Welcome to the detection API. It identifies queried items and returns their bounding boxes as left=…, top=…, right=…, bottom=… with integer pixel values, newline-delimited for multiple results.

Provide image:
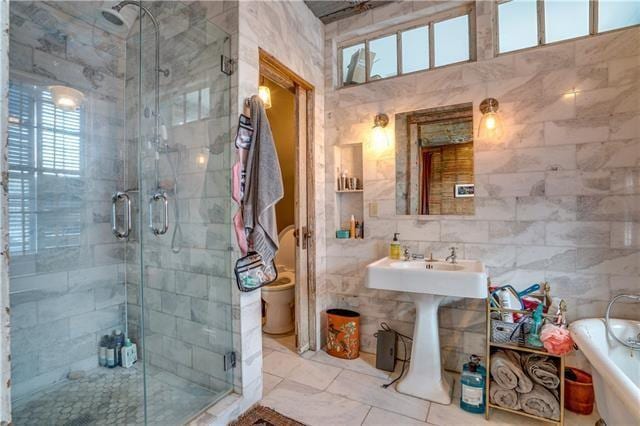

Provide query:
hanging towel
left=242, top=95, right=283, bottom=265
left=489, top=380, right=520, bottom=410
left=490, top=350, right=533, bottom=393
left=521, top=354, right=560, bottom=389
left=232, top=114, right=253, bottom=255
left=519, top=384, right=561, bottom=420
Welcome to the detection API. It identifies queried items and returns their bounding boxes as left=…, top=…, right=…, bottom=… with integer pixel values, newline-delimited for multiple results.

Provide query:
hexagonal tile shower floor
left=12, top=365, right=222, bottom=425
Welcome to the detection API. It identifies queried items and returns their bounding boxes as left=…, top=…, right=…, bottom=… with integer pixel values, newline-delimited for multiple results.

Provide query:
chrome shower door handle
left=149, top=191, right=169, bottom=235
left=112, top=191, right=132, bottom=239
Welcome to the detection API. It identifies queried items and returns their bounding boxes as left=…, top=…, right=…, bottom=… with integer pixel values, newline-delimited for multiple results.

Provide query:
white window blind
left=8, top=83, right=36, bottom=255
left=39, top=91, right=82, bottom=174
left=7, top=82, right=83, bottom=255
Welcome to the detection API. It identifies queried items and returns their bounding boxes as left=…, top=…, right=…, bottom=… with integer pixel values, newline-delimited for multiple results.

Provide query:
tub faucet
left=445, top=247, right=458, bottom=264
left=605, top=294, right=640, bottom=350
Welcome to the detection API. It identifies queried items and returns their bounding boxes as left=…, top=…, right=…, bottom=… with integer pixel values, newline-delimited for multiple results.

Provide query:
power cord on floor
left=374, top=322, right=413, bottom=389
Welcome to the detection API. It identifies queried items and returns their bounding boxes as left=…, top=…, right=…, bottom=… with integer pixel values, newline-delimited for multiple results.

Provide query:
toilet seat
left=262, top=227, right=297, bottom=335
left=265, top=271, right=295, bottom=291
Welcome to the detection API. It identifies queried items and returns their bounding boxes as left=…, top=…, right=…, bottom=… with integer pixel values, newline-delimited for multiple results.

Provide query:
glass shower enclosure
left=7, top=2, right=233, bottom=424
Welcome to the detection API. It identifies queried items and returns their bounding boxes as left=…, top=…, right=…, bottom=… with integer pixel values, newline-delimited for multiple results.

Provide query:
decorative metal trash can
left=326, top=309, right=360, bottom=359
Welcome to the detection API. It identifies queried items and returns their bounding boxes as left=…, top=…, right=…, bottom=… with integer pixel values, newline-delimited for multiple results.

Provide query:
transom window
left=339, top=5, right=475, bottom=87
left=497, top=0, right=640, bottom=54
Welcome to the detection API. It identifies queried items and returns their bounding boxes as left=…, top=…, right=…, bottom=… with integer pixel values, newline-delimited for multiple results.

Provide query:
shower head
left=102, top=8, right=124, bottom=26
left=100, top=2, right=136, bottom=29
left=101, top=7, right=125, bottom=26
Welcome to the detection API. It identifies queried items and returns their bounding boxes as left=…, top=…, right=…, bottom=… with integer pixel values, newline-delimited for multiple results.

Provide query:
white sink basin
left=367, top=257, right=487, bottom=298
left=389, top=261, right=464, bottom=271
left=365, top=256, right=487, bottom=404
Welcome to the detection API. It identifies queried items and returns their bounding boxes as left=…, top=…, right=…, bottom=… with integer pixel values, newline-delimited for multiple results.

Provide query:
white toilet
left=262, top=225, right=296, bottom=334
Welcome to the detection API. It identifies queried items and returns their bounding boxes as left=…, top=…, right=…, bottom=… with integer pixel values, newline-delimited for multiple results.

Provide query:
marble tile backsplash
left=323, top=1, right=640, bottom=370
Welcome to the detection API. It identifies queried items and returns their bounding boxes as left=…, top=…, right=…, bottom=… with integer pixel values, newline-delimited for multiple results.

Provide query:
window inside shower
left=7, top=2, right=234, bottom=424
left=8, top=83, right=83, bottom=255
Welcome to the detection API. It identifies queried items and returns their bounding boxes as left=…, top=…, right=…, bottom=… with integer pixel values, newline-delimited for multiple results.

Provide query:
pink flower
left=540, top=324, right=574, bottom=355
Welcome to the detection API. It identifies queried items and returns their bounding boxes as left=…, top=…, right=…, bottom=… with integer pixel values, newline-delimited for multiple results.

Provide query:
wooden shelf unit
left=484, top=285, right=565, bottom=425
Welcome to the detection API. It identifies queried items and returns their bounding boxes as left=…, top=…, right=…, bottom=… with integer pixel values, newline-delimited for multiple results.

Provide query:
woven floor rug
left=230, top=405, right=305, bottom=426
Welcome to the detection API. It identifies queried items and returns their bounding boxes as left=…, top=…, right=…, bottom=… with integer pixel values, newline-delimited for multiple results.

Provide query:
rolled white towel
left=490, top=380, right=520, bottom=410
left=490, top=350, right=533, bottom=393
left=522, top=353, right=560, bottom=389
left=519, top=384, right=561, bottom=421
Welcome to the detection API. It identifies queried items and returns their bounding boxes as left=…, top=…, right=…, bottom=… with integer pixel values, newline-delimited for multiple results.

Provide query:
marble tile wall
left=1, top=1, right=10, bottom=422
left=233, top=0, right=326, bottom=403
left=7, top=1, right=128, bottom=399
left=323, top=1, right=640, bottom=371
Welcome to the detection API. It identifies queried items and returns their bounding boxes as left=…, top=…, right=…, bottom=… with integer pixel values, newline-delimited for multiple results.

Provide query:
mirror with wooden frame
left=395, top=103, right=475, bottom=216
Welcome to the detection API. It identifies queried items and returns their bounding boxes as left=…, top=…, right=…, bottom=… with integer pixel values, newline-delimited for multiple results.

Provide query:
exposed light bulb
left=372, top=125, right=389, bottom=151
left=371, top=113, right=391, bottom=151
left=485, top=114, right=496, bottom=130
left=258, top=85, right=272, bottom=109
left=478, top=98, right=503, bottom=140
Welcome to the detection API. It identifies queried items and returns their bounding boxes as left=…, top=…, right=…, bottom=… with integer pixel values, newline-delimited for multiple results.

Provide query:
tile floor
left=261, top=334, right=601, bottom=426
left=12, top=365, right=224, bottom=425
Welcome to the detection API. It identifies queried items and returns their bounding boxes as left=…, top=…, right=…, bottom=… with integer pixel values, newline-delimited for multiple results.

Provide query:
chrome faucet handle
left=402, top=246, right=411, bottom=261
left=446, top=247, right=458, bottom=264
left=410, top=253, right=425, bottom=260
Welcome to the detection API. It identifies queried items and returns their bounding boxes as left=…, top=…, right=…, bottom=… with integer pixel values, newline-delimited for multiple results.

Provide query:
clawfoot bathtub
left=570, top=318, right=640, bottom=425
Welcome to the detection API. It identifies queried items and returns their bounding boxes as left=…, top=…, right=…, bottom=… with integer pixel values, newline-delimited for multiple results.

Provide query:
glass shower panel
left=7, top=1, right=142, bottom=424
left=136, top=2, right=233, bottom=423
left=8, top=2, right=233, bottom=424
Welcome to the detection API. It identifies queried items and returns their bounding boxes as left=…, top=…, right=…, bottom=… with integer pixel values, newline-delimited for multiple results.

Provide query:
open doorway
left=258, top=50, right=316, bottom=354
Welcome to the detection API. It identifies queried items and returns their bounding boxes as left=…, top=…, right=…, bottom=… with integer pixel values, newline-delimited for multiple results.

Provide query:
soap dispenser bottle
left=389, top=233, right=401, bottom=259
left=460, top=354, right=486, bottom=414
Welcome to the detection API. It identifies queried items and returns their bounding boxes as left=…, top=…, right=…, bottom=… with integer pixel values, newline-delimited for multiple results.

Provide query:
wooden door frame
left=258, top=49, right=317, bottom=352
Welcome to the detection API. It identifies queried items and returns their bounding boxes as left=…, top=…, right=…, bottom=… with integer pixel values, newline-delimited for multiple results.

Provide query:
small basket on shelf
left=490, top=317, right=532, bottom=345
left=488, top=282, right=565, bottom=349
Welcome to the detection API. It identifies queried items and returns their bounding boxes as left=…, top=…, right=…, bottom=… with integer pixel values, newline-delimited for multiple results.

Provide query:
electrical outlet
left=369, top=202, right=378, bottom=217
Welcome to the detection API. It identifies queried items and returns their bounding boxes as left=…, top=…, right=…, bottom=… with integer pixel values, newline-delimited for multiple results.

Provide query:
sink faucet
left=445, top=247, right=458, bottom=264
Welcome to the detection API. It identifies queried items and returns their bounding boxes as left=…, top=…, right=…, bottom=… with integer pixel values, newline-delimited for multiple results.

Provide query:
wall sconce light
left=258, top=85, right=272, bottom=109
left=478, top=98, right=503, bottom=139
left=372, top=113, right=390, bottom=150
left=49, top=85, right=84, bottom=111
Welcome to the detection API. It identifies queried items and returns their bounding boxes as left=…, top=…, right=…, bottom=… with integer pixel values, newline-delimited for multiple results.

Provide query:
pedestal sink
left=365, top=257, right=487, bottom=404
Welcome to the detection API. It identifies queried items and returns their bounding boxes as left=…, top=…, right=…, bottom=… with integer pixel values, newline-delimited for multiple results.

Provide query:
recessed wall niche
left=334, top=143, right=364, bottom=238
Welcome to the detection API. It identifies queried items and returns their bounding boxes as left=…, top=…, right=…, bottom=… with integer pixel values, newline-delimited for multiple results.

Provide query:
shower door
left=131, top=3, right=234, bottom=423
